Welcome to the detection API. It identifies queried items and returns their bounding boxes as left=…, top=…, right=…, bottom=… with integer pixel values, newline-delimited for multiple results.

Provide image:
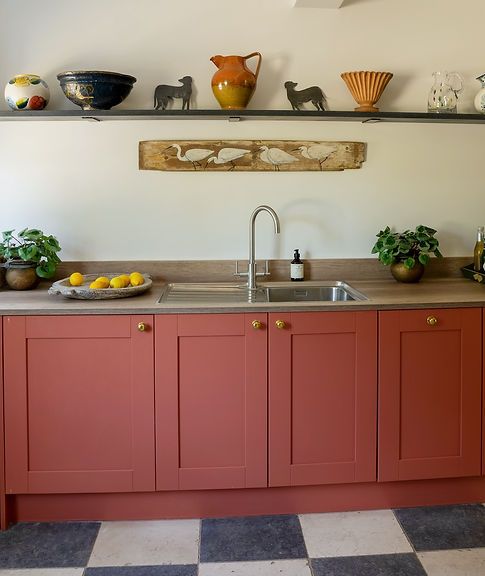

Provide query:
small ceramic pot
left=0, top=260, right=5, bottom=288
left=5, top=74, right=50, bottom=110
left=390, top=262, right=425, bottom=283
left=5, top=260, right=39, bottom=290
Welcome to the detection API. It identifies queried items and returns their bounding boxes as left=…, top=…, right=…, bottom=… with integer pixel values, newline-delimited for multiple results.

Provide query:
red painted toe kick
left=7, top=477, right=485, bottom=525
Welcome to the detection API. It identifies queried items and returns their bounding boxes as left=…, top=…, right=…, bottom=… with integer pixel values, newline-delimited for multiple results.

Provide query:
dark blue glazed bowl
left=57, top=70, right=137, bottom=110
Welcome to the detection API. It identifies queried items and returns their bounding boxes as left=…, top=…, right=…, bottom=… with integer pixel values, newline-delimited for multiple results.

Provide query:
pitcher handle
left=448, top=72, right=464, bottom=98
left=244, top=52, right=262, bottom=80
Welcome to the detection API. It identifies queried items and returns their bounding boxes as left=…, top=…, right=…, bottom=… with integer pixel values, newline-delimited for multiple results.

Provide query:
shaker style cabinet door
left=4, top=315, right=155, bottom=494
left=268, top=311, right=378, bottom=487
left=0, top=318, right=6, bottom=528
left=155, top=313, right=267, bottom=491
left=379, top=308, right=482, bottom=482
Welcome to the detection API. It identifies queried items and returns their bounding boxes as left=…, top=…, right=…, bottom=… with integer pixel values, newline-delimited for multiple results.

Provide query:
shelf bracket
left=229, top=116, right=242, bottom=122
left=293, top=0, right=345, bottom=8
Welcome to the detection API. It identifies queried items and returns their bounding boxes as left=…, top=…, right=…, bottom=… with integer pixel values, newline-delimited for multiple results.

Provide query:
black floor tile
left=200, top=514, right=307, bottom=562
left=394, top=504, right=485, bottom=551
left=311, top=553, right=427, bottom=576
left=84, top=566, right=198, bottom=576
left=0, top=521, right=100, bottom=568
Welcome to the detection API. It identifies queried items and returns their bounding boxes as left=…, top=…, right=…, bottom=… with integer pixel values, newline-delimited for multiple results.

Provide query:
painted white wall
left=1, top=0, right=484, bottom=261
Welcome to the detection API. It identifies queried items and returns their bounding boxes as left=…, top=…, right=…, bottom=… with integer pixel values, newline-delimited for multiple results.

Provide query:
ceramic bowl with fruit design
left=4, top=74, right=50, bottom=110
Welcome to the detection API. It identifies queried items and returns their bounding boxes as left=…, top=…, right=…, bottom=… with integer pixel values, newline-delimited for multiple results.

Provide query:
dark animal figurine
left=284, top=81, right=327, bottom=111
left=154, top=76, right=192, bottom=110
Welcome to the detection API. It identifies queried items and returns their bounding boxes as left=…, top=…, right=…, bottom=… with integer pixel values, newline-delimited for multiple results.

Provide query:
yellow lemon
left=119, top=274, right=131, bottom=287
left=95, top=276, right=110, bottom=288
left=129, top=272, right=144, bottom=286
left=89, top=280, right=108, bottom=289
left=69, top=272, right=84, bottom=286
left=109, top=276, right=126, bottom=289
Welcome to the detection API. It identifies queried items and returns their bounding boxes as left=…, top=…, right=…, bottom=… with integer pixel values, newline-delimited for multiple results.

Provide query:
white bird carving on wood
left=294, top=144, right=337, bottom=170
left=259, top=146, right=299, bottom=171
left=206, top=147, right=252, bottom=170
left=166, top=143, right=214, bottom=169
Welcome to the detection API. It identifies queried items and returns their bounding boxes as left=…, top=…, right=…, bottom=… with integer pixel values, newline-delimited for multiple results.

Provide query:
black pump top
left=293, top=249, right=301, bottom=262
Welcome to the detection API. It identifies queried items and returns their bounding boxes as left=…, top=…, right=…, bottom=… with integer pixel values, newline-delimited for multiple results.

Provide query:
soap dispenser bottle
left=291, top=249, right=304, bottom=281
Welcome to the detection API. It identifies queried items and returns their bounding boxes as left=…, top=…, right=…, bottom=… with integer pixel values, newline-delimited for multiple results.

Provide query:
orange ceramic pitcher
left=210, top=52, right=262, bottom=109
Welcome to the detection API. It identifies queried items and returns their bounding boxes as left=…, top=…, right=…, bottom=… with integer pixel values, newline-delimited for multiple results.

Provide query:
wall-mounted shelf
left=1, top=109, right=485, bottom=124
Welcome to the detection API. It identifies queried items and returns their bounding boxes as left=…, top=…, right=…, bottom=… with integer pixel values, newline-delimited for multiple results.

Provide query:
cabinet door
left=269, top=311, right=377, bottom=487
left=379, top=308, right=482, bottom=482
left=4, top=315, right=155, bottom=494
left=0, top=319, right=5, bottom=528
left=155, top=313, right=267, bottom=491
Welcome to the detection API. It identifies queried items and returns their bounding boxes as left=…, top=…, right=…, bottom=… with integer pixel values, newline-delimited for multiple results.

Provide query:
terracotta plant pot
left=5, top=260, right=39, bottom=290
left=390, top=262, right=425, bottom=283
left=341, top=71, right=393, bottom=112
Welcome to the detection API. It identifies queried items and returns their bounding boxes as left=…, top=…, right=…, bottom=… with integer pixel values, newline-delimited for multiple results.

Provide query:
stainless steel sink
left=158, top=281, right=367, bottom=304
left=266, top=284, right=364, bottom=302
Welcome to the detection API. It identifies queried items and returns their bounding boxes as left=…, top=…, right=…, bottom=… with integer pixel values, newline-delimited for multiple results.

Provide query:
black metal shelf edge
left=1, top=109, right=485, bottom=123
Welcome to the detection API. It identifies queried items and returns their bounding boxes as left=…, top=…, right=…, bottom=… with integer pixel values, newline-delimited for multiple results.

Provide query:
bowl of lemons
left=48, top=272, right=152, bottom=299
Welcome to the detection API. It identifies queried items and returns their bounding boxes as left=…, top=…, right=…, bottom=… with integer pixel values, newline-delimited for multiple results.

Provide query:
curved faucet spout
left=248, top=205, right=280, bottom=290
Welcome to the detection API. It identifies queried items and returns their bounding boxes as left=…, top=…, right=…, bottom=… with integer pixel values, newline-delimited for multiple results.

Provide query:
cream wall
left=1, top=0, right=484, bottom=261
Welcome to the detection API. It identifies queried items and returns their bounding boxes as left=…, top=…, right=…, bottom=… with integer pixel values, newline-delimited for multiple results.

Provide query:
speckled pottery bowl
left=4, top=74, right=50, bottom=110
left=56, top=70, right=137, bottom=110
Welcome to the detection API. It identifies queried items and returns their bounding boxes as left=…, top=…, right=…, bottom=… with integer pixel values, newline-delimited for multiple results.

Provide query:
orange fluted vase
left=341, top=71, right=393, bottom=112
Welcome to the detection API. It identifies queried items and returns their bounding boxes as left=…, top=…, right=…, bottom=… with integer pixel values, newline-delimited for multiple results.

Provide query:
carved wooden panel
left=139, top=140, right=365, bottom=171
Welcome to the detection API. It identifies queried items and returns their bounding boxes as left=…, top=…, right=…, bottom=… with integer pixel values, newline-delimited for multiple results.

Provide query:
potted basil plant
left=0, top=228, right=62, bottom=290
left=371, top=225, right=442, bottom=283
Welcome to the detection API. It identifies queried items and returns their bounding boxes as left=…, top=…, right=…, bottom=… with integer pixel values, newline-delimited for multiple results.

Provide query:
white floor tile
left=87, top=519, right=200, bottom=566
left=299, top=509, right=412, bottom=558
left=418, top=548, right=485, bottom=576
left=199, top=559, right=312, bottom=576
left=0, top=571, right=83, bottom=575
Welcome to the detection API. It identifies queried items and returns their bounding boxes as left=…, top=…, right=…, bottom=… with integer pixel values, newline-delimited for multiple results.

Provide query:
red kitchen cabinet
left=379, top=308, right=482, bottom=482
left=0, top=319, right=5, bottom=528
left=155, top=313, right=267, bottom=490
left=268, top=311, right=377, bottom=487
left=3, top=315, right=155, bottom=494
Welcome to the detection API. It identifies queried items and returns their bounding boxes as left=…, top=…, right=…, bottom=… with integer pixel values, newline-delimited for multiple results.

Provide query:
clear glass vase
left=427, top=71, right=463, bottom=113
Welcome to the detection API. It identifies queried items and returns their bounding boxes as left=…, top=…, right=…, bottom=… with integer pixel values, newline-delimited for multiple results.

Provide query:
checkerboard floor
left=2, top=504, right=485, bottom=575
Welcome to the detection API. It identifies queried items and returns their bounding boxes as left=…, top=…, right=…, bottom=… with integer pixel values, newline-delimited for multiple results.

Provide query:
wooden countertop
left=1, top=277, right=485, bottom=315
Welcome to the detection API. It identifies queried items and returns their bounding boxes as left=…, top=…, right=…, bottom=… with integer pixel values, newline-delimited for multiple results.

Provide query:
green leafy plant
left=371, top=225, right=443, bottom=269
left=0, top=228, right=62, bottom=278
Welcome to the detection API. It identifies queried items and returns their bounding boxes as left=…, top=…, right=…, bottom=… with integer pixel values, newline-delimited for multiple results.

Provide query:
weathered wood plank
left=139, top=140, right=366, bottom=172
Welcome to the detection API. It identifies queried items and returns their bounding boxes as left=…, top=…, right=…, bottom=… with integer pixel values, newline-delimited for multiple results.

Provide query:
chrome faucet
left=238, top=205, right=280, bottom=290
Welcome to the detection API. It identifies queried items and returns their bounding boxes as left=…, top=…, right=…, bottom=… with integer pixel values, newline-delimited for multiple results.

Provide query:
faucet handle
left=255, top=260, right=270, bottom=277
left=234, top=260, right=248, bottom=277
left=234, top=260, right=270, bottom=278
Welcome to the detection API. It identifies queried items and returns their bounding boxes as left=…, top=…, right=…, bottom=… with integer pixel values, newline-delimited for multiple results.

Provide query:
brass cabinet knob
left=275, top=320, right=286, bottom=329
left=137, top=322, right=146, bottom=332
left=252, top=320, right=263, bottom=330
left=426, top=316, right=438, bottom=326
